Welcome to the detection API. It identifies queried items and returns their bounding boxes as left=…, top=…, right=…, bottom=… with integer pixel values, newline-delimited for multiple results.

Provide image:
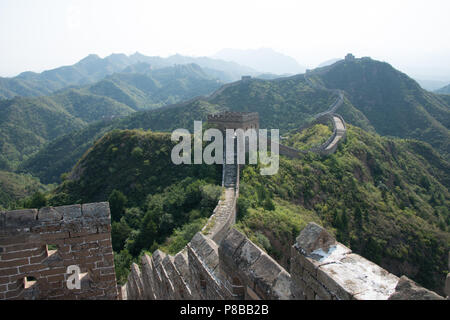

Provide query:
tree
left=25, top=191, right=47, bottom=209
left=108, top=189, right=128, bottom=221
left=111, top=220, right=132, bottom=251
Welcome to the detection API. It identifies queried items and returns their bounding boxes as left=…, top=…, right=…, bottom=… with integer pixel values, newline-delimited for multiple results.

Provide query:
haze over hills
left=0, top=52, right=257, bottom=99
left=318, top=58, right=341, bottom=68
left=436, top=83, right=450, bottom=94
left=0, top=63, right=224, bottom=172
left=213, top=48, right=306, bottom=75
left=2, top=52, right=449, bottom=295
left=21, top=56, right=450, bottom=185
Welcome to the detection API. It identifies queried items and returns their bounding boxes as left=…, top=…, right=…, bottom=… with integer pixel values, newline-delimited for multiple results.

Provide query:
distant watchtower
left=345, top=53, right=355, bottom=61
left=207, top=111, right=259, bottom=132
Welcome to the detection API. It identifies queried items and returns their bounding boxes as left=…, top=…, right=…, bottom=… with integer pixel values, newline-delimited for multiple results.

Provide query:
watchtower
left=207, top=111, right=259, bottom=132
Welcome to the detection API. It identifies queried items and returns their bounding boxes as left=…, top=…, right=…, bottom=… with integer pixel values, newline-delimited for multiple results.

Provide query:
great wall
left=1, top=59, right=449, bottom=300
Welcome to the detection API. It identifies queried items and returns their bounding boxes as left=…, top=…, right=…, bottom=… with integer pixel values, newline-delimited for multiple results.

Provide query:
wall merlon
left=0, top=202, right=118, bottom=300
left=4, top=209, right=38, bottom=230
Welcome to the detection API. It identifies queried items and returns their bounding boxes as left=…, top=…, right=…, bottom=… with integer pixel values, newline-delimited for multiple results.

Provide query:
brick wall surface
left=0, top=202, right=118, bottom=300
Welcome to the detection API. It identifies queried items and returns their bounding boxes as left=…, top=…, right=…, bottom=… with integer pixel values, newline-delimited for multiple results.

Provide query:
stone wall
left=0, top=202, right=118, bottom=300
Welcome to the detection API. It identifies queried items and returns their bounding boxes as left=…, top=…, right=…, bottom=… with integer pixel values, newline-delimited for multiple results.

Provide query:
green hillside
left=39, top=124, right=450, bottom=292
left=0, top=171, right=49, bottom=210
left=313, top=58, right=450, bottom=158
left=46, top=129, right=222, bottom=284
left=21, top=57, right=450, bottom=186
left=4, top=64, right=222, bottom=173
left=236, top=125, right=449, bottom=294
left=21, top=74, right=369, bottom=183
left=0, top=91, right=133, bottom=171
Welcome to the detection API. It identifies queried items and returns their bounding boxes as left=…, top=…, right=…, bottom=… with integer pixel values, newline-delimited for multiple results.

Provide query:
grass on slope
left=236, top=125, right=449, bottom=294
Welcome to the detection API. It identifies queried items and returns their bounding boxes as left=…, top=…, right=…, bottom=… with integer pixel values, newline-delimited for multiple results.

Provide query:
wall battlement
left=0, top=203, right=118, bottom=300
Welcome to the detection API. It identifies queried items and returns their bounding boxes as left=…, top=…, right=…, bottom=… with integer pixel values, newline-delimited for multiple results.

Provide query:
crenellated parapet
left=0, top=203, right=118, bottom=300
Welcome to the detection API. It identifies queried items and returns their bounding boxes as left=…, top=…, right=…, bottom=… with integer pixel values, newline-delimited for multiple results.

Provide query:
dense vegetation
left=314, top=58, right=450, bottom=158
left=46, top=129, right=223, bottom=284
left=2, top=64, right=222, bottom=172
left=22, top=73, right=372, bottom=183
left=236, top=125, right=449, bottom=294
left=24, top=56, right=445, bottom=184
left=0, top=171, right=49, bottom=210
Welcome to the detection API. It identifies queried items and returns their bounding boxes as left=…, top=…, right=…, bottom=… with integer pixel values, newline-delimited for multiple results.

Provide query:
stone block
left=38, top=207, right=63, bottom=222
left=219, top=228, right=246, bottom=264
left=5, top=209, right=38, bottom=228
left=234, top=238, right=262, bottom=271
left=57, top=205, right=82, bottom=221
left=251, top=253, right=283, bottom=299
left=81, top=202, right=110, bottom=219
left=388, top=276, right=444, bottom=300
left=272, top=270, right=292, bottom=300
left=295, top=222, right=336, bottom=255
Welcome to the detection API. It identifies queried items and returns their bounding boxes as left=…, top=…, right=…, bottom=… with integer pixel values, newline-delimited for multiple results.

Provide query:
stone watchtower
left=207, top=111, right=259, bottom=132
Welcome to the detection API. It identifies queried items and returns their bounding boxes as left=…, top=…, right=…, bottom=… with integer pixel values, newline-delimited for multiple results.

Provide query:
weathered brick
left=30, top=255, right=47, bottom=264
left=100, top=274, right=116, bottom=282
left=41, top=232, right=69, bottom=241
left=0, top=235, right=31, bottom=246
left=5, top=288, right=23, bottom=299
left=40, top=268, right=64, bottom=277
left=0, top=276, right=10, bottom=285
left=3, top=243, right=40, bottom=253
left=19, top=264, right=47, bottom=274
left=5, top=209, right=38, bottom=228
left=38, top=207, right=63, bottom=222
left=56, top=205, right=82, bottom=221
left=47, top=274, right=65, bottom=282
left=82, top=202, right=110, bottom=219
left=64, top=237, right=86, bottom=245
left=84, top=233, right=110, bottom=243
left=0, top=258, right=29, bottom=269
left=0, top=267, right=18, bottom=277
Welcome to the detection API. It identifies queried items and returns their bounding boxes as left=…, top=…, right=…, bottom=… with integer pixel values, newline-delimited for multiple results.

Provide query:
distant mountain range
left=435, top=83, right=450, bottom=94
left=416, top=79, right=450, bottom=91
left=213, top=48, right=306, bottom=75
left=0, top=63, right=223, bottom=171
left=0, top=52, right=257, bottom=99
left=21, top=57, right=450, bottom=184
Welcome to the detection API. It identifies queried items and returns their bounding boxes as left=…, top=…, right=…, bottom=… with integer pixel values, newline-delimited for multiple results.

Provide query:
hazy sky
left=1, top=0, right=449, bottom=80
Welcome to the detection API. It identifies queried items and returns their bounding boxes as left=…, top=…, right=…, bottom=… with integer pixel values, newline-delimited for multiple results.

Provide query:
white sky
left=1, top=0, right=449, bottom=80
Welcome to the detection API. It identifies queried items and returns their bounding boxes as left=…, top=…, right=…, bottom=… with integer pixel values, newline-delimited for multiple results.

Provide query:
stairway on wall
left=223, top=139, right=238, bottom=188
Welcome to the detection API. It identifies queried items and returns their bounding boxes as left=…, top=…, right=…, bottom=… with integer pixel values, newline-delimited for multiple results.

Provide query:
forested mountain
left=1, top=64, right=223, bottom=172
left=0, top=52, right=255, bottom=99
left=0, top=91, right=133, bottom=171
left=9, top=56, right=449, bottom=294
left=37, top=125, right=450, bottom=293
left=23, top=56, right=449, bottom=184
left=311, top=57, right=450, bottom=158
left=436, top=83, right=450, bottom=94
left=236, top=124, right=449, bottom=294
left=0, top=171, right=48, bottom=210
